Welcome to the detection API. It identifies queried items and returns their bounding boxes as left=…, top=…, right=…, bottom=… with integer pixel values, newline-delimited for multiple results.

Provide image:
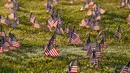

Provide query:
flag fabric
left=67, top=59, right=78, bottom=73
left=65, top=23, right=71, bottom=34
left=55, top=24, right=64, bottom=34
left=0, top=47, right=2, bottom=53
left=115, top=26, right=121, bottom=39
left=46, top=3, right=53, bottom=14
left=3, top=43, right=9, bottom=52
left=11, top=18, right=19, bottom=28
left=49, top=33, right=56, bottom=46
left=68, top=27, right=81, bottom=44
left=48, top=15, right=58, bottom=28
left=0, top=26, right=6, bottom=37
left=82, top=34, right=91, bottom=50
left=96, top=27, right=104, bottom=39
left=99, top=36, right=106, bottom=52
left=33, top=19, right=43, bottom=30
left=92, top=21, right=100, bottom=30
left=0, top=16, right=11, bottom=25
left=121, top=61, right=130, bottom=73
left=86, top=46, right=93, bottom=56
left=96, top=52, right=101, bottom=58
left=8, top=12, right=17, bottom=20
left=8, top=32, right=20, bottom=48
left=90, top=41, right=99, bottom=51
left=44, top=41, right=59, bottom=57
left=90, top=51, right=99, bottom=68
left=127, top=15, right=130, bottom=24
left=79, top=18, right=89, bottom=27
left=29, top=13, right=36, bottom=24
left=0, top=36, right=5, bottom=53
left=80, top=1, right=89, bottom=11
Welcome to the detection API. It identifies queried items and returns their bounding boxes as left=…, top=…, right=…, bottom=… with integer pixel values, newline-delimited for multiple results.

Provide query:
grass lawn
left=0, top=0, right=130, bottom=73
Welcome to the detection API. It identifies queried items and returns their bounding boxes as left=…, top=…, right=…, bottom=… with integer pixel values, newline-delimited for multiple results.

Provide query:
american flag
left=90, top=51, right=99, bottom=68
left=86, top=46, right=93, bottom=56
left=96, top=52, right=101, bottom=58
left=8, top=32, right=20, bottom=48
left=115, top=26, right=121, bottom=39
left=67, top=59, right=78, bottom=73
left=82, top=34, right=91, bottom=50
left=44, top=41, right=59, bottom=57
left=55, top=24, right=64, bottom=34
left=65, top=23, right=71, bottom=34
left=48, top=15, right=58, bottom=28
left=11, top=41, right=20, bottom=48
left=121, top=61, right=130, bottom=73
left=29, top=13, right=35, bottom=24
left=33, top=19, right=43, bottom=30
left=96, top=27, right=104, bottom=39
left=49, top=33, right=56, bottom=46
left=0, top=26, right=6, bottom=36
left=93, top=21, right=100, bottom=31
left=99, top=36, right=106, bottom=52
left=69, top=27, right=81, bottom=44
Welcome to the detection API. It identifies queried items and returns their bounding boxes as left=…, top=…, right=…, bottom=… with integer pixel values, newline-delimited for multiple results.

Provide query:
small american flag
left=90, top=51, right=99, bottom=68
left=44, top=42, right=59, bottom=57
left=69, top=27, right=81, bottom=44
left=99, top=36, right=106, bottom=52
left=0, top=26, right=6, bottom=36
left=55, top=24, right=64, bottom=34
left=115, top=26, right=121, bottom=39
left=8, top=32, right=20, bottom=48
left=86, top=46, right=93, bottom=56
left=121, top=61, right=130, bottom=73
left=65, top=23, right=71, bottom=34
left=48, top=16, right=58, bottom=28
left=82, top=34, right=91, bottom=50
left=96, top=27, right=104, bottom=39
left=121, top=66, right=129, bottom=73
left=11, top=41, right=20, bottom=48
left=49, top=33, right=56, bottom=46
left=96, top=52, right=101, bottom=58
left=29, top=13, right=35, bottom=24
left=67, top=59, right=78, bottom=73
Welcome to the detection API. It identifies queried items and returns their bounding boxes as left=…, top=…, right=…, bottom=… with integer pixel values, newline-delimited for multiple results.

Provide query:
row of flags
left=80, top=1, right=105, bottom=31
left=0, top=0, right=127, bottom=72
left=0, top=0, right=20, bottom=28
left=0, top=26, right=20, bottom=53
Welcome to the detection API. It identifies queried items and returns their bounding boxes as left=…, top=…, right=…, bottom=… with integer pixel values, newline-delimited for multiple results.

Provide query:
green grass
left=0, top=0, right=130, bottom=73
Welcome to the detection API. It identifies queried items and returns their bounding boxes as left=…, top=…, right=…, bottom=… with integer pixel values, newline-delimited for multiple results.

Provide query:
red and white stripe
left=11, top=41, right=20, bottom=47
left=70, top=33, right=81, bottom=44
left=44, top=47, right=59, bottom=57
left=121, top=66, right=129, bottom=73
left=44, top=46, right=50, bottom=56
left=87, top=47, right=92, bottom=56
left=93, top=59, right=98, bottom=68
left=0, top=32, right=6, bottom=36
left=96, top=52, right=101, bottom=58
left=0, top=47, right=3, bottom=53
left=70, top=66, right=78, bottom=73
left=49, top=48, right=59, bottom=56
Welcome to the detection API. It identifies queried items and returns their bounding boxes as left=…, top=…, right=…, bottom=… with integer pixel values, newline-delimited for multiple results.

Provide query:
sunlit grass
left=0, top=0, right=130, bottom=72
